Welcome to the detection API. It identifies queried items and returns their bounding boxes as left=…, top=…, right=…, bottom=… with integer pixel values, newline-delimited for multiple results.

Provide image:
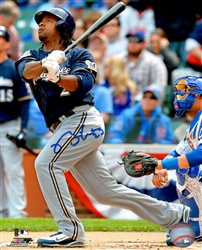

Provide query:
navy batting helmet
left=0, top=26, right=10, bottom=41
left=35, top=7, right=75, bottom=39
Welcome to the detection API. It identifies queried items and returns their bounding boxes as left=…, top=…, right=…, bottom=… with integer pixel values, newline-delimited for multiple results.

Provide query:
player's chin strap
left=176, top=166, right=202, bottom=238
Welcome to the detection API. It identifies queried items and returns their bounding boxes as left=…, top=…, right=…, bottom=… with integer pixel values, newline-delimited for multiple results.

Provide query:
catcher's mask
left=35, top=7, right=76, bottom=39
left=172, top=76, right=202, bottom=118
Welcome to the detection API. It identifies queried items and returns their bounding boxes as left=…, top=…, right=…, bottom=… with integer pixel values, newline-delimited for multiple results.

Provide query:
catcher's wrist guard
left=119, top=150, right=158, bottom=178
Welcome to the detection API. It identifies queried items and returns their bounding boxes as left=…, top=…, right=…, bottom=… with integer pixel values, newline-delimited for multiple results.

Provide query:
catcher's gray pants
left=35, top=105, right=185, bottom=243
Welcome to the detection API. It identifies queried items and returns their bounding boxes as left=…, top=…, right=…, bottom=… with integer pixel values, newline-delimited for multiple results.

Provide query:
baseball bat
left=42, top=2, right=126, bottom=72
left=6, top=133, right=39, bottom=157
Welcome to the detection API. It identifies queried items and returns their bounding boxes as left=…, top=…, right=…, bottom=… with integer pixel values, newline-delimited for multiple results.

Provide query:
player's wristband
left=55, top=72, right=61, bottom=84
left=161, top=158, right=178, bottom=170
left=20, top=128, right=27, bottom=134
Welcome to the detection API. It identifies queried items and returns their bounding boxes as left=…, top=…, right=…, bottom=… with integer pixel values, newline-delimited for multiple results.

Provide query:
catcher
left=122, top=76, right=202, bottom=244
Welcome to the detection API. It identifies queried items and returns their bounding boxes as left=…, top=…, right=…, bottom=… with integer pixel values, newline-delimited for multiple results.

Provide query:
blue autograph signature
left=51, top=124, right=104, bottom=154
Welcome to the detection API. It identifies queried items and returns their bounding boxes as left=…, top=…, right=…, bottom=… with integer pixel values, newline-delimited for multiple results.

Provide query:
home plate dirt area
left=1, top=232, right=201, bottom=249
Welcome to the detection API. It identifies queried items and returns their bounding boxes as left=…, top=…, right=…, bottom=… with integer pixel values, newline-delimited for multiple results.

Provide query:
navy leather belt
left=50, top=110, right=75, bottom=132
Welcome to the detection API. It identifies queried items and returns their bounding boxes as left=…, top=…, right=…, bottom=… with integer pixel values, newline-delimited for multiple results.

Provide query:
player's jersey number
left=0, top=89, right=14, bottom=102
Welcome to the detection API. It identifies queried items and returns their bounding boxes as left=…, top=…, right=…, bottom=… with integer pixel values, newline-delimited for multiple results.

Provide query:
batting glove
left=42, top=60, right=61, bottom=83
left=42, top=50, right=66, bottom=64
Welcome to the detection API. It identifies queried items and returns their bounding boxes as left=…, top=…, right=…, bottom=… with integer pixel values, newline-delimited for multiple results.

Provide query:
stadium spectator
left=88, top=32, right=114, bottom=125
left=68, top=0, right=86, bottom=20
left=94, top=0, right=155, bottom=39
left=102, top=55, right=136, bottom=116
left=102, top=16, right=128, bottom=56
left=106, top=85, right=175, bottom=144
left=87, top=32, right=108, bottom=83
left=14, top=0, right=44, bottom=9
left=121, top=28, right=167, bottom=101
left=73, top=18, right=88, bottom=48
left=92, top=72, right=113, bottom=125
left=0, top=1, right=22, bottom=61
left=128, top=0, right=202, bottom=67
left=121, top=0, right=155, bottom=39
left=185, top=19, right=202, bottom=73
left=147, top=28, right=181, bottom=116
left=83, top=10, right=102, bottom=31
left=147, top=28, right=180, bottom=85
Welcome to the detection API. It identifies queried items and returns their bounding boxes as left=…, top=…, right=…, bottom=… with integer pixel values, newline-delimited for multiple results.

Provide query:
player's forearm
left=57, top=74, right=79, bottom=92
left=156, top=147, right=202, bottom=170
left=23, top=61, right=43, bottom=79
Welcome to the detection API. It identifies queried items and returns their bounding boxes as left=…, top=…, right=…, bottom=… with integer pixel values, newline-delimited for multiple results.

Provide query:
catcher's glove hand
left=120, top=150, right=158, bottom=178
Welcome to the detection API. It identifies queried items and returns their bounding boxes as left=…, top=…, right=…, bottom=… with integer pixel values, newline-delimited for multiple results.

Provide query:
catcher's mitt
left=120, top=150, right=158, bottom=178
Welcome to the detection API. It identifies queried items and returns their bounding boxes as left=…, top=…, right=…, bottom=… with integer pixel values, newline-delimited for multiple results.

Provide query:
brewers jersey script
left=16, top=48, right=96, bottom=128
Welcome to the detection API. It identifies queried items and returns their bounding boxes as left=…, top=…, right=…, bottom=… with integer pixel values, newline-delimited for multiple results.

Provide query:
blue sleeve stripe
left=162, top=147, right=202, bottom=170
left=162, top=157, right=178, bottom=170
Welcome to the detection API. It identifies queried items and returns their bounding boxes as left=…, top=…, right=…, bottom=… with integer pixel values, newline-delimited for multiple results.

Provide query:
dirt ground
left=0, top=232, right=201, bottom=250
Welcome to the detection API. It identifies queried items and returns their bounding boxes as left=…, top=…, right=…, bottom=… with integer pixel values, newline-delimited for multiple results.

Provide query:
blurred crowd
left=1, top=0, right=202, bottom=149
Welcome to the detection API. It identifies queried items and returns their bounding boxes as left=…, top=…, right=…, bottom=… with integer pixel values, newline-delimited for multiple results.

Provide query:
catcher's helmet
left=35, top=7, right=75, bottom=39
left=172, top=76, right=202, bottom=118
left=0, top=25, right=10, bottom=41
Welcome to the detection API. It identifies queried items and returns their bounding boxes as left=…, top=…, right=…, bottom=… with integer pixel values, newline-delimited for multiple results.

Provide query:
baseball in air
left=170, top=222, right=195, bottom=248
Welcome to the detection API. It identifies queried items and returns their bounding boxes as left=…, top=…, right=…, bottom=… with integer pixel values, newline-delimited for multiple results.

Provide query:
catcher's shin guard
left=176, top=166, right=202, bottom=240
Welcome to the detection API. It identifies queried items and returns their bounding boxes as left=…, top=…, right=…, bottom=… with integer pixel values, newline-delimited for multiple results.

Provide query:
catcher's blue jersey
left=175, top=110, right=202, bottom=239
left=0, top=58, right=31, bottom=123
left=176, top=110, right=202, bottom=157
left=15, top=47, right=97, bottom=128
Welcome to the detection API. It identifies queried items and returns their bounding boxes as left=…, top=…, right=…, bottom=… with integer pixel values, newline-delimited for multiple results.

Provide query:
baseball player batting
left=16, top=7, right=190, bottom=247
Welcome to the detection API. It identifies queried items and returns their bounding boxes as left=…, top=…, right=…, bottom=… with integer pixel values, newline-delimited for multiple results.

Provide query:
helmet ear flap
left=56, top=20, right=71, bottom=38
